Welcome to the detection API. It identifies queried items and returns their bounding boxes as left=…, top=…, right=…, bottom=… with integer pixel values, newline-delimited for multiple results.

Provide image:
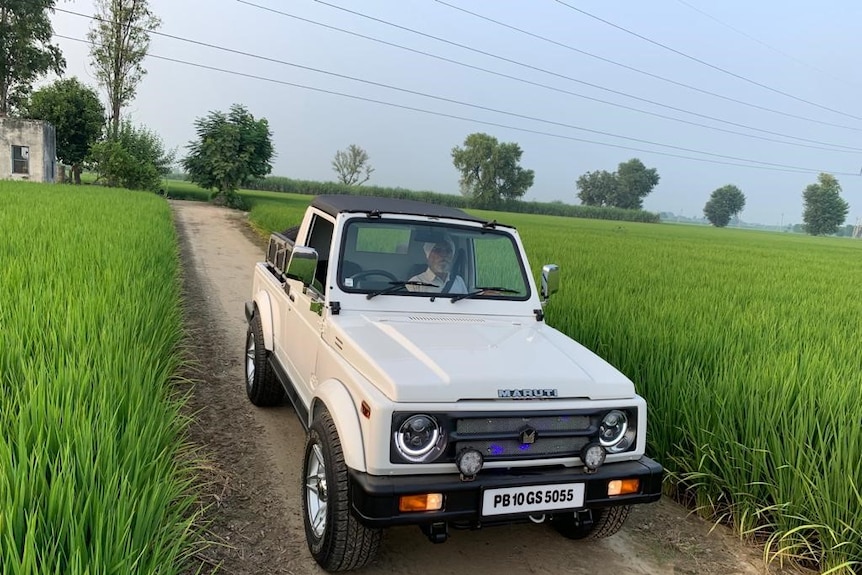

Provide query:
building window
left=12, top=145, right=29, bottom=174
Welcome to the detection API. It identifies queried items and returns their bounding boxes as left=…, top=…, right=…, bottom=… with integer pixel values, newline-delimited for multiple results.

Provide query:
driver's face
left=428, top=243, right=453, bottom=277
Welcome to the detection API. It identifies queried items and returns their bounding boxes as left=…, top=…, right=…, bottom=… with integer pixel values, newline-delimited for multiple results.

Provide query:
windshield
left=337, top=219, right=530, bottom=300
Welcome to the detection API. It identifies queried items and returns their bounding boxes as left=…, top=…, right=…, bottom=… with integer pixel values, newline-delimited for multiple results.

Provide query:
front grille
left=456, top=437, right=590, bottom=460
left=452, top=414, right=597, bottom=461
left=457, top=415, right=590, bottom=435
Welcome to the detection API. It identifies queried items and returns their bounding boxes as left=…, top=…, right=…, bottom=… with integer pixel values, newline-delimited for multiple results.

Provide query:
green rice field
left=0, top=182, right=202, bottom=574
left=3, top=178, right=860, bottom=573
left=249, top=195, right=862, bottom=574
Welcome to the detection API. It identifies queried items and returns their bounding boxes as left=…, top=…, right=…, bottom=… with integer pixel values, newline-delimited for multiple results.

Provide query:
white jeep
left=243, top=195, right=663, bottom=572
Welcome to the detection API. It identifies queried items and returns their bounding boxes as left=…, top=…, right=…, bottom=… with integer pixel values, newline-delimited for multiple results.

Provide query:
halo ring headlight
left=395, top=414, right=446, bottom=462
left=599, top=410, right=629, bottom=448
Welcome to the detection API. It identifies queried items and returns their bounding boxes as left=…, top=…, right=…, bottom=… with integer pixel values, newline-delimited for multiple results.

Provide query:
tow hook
left=575, top=509, right=594, bottom=529
left=420, top=522, right=448, bottom=544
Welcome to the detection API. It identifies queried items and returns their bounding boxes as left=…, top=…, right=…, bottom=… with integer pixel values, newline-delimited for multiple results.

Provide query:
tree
left=575, top=158, right=659, bottom=209
left=88, top=0, right=160, bottom=138
left=332, top=144, right=374, bottom=185
left=613, top=158, right=660, bottom=209
left=576, top=170, right=618, bottom=206
left=451, top=132, right=534, bottom=206
left=802, top=173, right=848, bottom=236
left=182, top=103, right=274, bottom=207
left=88, top=120, right=174, bottom=192
left=703, top=184, right=746, bottom=227
left=25, top=78, right=105, bottom=184
left=0, top=0, right=65, bottom=115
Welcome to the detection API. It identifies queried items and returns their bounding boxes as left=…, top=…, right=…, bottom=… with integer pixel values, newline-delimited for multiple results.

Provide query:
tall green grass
left=249, top=199, right=862, bottom=573
left=0, top=182, right=203, bottom=574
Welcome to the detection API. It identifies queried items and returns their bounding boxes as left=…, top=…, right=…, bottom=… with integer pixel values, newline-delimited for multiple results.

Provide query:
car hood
left=327, top=313, right=635, bottom=403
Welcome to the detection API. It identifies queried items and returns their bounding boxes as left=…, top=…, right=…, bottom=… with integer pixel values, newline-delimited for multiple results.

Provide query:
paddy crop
left=0, top=182, right=201, bottom=574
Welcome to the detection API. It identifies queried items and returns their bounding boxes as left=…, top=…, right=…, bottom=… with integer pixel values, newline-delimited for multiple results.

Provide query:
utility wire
left=433, top=0, right=860, bottom=138
left=673, top=0, right=862, bottom=93
left=63, top=2, right=862, bottom=154
left=50, top=11, right=860, bottom=169
left=53, top=33, right=857, bottom=177
left=310, top=0, right=862, bottom=134
left=224, top=1, right=862, bottom=154
left=553, top=0, right=862, bottom=122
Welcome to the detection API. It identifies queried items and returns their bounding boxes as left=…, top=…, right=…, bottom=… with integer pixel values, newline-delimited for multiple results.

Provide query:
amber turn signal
left=608, top=479, right=640, bottom=496
left=399, top=493, right=444, bottom=512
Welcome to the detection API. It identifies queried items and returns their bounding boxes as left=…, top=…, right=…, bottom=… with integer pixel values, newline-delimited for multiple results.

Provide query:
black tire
left=244, top=312, right=284, bottom=406
left=302, top=408, right=382, bottom=571
left=551, top=505, right=631, bottom=540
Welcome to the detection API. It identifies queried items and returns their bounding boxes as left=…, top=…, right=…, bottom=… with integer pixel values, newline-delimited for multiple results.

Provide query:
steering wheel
left=350, top=269, right=398, bottom=283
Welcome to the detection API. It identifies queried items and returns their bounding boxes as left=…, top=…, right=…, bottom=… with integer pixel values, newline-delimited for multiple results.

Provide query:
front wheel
left=302, top=408, right=382, bottom=571
left=551, top=505, right=631, bottom=540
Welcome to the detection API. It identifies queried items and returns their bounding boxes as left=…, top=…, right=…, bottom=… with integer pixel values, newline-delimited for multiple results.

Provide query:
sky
left=47, top=0, right=862, bottom=227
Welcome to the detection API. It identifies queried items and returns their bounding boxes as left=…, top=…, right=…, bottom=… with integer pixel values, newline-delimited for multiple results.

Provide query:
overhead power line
left=50, top=10, right=862, bottom=167
left=221, top=1, right=862, bottom=154
left=308, top=0, right=862, bottom=134
left=432, top=0, right=860, bottom=138
left=53, top=33, right=859, bottom=177
left=673, top=0, right=862, bottom=94
left=552, top=0, right=862, bottom=122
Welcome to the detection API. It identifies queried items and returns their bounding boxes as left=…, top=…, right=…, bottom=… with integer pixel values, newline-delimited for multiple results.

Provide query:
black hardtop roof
left=310, top=194, right=490, bottom=224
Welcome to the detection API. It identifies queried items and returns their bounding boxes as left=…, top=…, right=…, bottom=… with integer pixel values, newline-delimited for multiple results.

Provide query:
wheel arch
left=251, top=290, right=274, bottom=351
left=311, top=380, right=366, bottom=472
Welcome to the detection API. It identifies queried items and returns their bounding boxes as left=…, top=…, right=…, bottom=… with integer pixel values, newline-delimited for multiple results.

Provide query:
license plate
left=481, top=482, right=585, bottom=517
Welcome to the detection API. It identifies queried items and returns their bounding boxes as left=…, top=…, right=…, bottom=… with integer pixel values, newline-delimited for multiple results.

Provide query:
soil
left=171, top=200, right=807, bottom=575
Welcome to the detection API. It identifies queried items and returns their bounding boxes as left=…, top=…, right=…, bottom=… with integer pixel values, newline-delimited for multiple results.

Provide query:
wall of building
left=0, top=118, right=56, bottom=183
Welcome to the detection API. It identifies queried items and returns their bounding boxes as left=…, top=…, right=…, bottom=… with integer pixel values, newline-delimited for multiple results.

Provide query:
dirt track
left=171, top=199, right=799, bottom=575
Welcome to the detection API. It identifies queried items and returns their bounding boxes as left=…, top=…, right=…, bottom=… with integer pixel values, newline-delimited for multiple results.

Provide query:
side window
left=12, top=145, right=29, bottom=174
left=305, top=214, right=335, bottom=292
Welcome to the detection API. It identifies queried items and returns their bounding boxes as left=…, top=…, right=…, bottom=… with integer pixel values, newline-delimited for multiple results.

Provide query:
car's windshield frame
left=336, top=218, right=531, bottom=301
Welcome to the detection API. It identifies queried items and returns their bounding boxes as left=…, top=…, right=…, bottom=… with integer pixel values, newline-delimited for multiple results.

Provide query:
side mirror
left=286, top=246, right=319, bottom=290
left=541, top=264, right=559, bottom=300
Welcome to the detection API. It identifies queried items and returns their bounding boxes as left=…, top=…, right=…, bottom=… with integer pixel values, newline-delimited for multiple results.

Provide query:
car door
left=277, top=212, right=334, bottom=404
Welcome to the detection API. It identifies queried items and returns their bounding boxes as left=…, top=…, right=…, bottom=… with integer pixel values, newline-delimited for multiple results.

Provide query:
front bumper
left=349, top=456, right=663, bottom=528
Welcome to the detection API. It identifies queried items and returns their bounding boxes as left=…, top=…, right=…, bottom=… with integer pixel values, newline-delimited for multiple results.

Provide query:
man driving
left=406, top=236, right=467, bottom=293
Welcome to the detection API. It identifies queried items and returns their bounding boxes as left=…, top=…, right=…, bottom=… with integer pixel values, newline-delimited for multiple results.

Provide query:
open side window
left=304, top=213, right=335, bottom=293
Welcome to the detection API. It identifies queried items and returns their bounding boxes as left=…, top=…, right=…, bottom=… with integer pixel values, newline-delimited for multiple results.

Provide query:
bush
left=88, top=121, right=174, bottom=192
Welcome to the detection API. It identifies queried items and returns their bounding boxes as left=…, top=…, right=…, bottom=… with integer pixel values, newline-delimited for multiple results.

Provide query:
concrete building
left=0, top=117, right=57, bottom=183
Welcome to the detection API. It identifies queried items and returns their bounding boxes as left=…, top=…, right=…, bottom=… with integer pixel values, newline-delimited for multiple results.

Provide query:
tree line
left=335, top=133, right=849, bottom=236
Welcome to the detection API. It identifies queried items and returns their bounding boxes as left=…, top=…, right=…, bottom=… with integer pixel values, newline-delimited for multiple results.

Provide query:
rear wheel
left=244, top=312, right=284, bottom=406
left=302, top=408, right=382, bottom=571
left=551, top=505, right=631, bottom=540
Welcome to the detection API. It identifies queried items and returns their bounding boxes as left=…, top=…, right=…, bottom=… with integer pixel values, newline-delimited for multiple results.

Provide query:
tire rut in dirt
left=173, top=209, right=300, bottom=575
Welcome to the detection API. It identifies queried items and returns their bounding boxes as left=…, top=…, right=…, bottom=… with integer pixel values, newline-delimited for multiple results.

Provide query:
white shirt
left=407, top=268, right=468, bottom=293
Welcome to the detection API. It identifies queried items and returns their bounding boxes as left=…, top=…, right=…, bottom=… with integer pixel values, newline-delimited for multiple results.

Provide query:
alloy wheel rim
left=245, top=332, right=255, bottom=389
left=305, top=443, right=328, bottom=538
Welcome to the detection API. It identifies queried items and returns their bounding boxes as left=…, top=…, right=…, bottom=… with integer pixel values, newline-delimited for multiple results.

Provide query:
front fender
left=252, top=290, right=274, bottom=351
left=312, top=380, right=366, bottom=472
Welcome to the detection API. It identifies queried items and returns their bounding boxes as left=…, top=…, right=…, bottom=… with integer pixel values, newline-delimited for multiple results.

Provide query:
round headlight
left=599, top=410, right=628, bottom=448
left=395, top=415, right=446, bottom=462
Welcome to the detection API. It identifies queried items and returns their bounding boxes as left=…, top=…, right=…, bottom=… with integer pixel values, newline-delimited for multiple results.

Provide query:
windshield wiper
left=366, top=281, right=435, bottom=300
left=450, top=286, right=520, bottom=303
